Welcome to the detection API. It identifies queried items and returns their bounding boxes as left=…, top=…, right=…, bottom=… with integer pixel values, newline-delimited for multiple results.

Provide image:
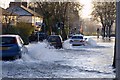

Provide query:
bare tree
left=29, top=2, right=83, bottom=40
left=91, top=1, right=116, bottom=40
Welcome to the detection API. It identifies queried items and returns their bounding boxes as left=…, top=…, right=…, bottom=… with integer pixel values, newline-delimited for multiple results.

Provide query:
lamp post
left=58, top=27, right=60, bottom=35
left=37, top=27, right=40, bottom=42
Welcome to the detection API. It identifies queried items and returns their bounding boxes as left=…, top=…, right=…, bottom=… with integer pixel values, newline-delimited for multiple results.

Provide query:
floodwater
left=1, top=36, right=115, bottom=78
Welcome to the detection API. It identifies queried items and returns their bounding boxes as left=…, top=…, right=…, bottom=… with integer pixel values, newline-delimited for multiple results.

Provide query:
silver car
left=69, top=34, right=86, bottom=46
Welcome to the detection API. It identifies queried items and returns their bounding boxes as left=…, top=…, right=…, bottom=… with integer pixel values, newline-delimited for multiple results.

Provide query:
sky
left=79, top=0, right=93, bottom=18
left=0, top=0, right=93, bottom=19
left=0, top=0, right=14, bottom=8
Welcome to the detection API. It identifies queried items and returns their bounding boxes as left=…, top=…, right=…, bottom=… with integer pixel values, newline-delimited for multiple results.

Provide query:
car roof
left=0, top=34, right=20, bottom=37
left=72, top=34, right=83, bottom=36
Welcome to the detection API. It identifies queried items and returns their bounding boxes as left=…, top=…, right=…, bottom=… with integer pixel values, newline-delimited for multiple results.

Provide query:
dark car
left=29, top=33, right=38, bottom=43
left=0, top=35, right=28, bottom=60
left=48, top=35, right=63, bottom=49
left=29, top=32, right=48, bottom=42
left=37, top=32, right=48, bottom=41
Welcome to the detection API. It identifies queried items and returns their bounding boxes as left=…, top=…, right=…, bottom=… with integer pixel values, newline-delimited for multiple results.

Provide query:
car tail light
left=58, top=42, right=62, bottom=44
left=80, top=40, right=84, bottom=42
left=70, top=40, right=73, bottom=43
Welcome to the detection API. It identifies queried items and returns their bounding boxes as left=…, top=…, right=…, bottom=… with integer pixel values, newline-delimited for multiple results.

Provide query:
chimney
left=9, top=2, right=21, bottom=7
left=9, top=2, right=27, bottom=8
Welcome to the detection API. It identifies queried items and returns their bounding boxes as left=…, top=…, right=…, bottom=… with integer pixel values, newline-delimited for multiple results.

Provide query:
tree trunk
left=113, top=36, right=116, bottom=68
left=61, top=28, right=67, bottom=41
left=108, top=26, right=111, bottom=39
left=102, top=26, right=106, bottom=40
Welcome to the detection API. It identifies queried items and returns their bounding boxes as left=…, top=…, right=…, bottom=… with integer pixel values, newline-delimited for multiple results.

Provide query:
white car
left=69, top=34, right=86, bottom=46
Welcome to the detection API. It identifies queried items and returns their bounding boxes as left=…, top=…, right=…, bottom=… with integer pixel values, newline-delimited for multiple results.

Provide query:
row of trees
left=29, top=1, right=116, bottom=40
left=1, top=2, right=83, bottom=44
left=2, top=1, right=116, bottom=43
left=29, top=2, right=83, bottom=40
left=91, top=1, right=116, bottom=39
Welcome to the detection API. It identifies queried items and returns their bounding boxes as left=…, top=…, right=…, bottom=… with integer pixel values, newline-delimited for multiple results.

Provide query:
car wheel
left=18, top=54, right=22, bottom=59
left=13, top=54, right=22, bottom=60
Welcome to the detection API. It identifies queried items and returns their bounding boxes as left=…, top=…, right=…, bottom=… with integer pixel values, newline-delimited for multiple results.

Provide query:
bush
left=2, top=24, right=18, bottom=34
left=2, top=22, right=35, bottom=45
left=15, top=22, right=35, bottom=45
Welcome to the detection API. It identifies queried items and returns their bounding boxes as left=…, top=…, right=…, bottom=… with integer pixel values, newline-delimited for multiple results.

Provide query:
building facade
left=7, top=2, right=43, bottom=27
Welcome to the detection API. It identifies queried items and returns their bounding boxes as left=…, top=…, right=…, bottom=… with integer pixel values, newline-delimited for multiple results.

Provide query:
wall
left=18, top=16, right=32, bottom=23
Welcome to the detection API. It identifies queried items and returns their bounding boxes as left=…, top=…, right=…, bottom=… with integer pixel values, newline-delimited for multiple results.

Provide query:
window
left=1, top=37, right=17, bottom=44
left=72, top=36, right=83, bottom=39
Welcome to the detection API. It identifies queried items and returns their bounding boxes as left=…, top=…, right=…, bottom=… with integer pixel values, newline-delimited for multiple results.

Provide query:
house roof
left=0, top=7, right=18, bottom=16
left=6, top=5, right=42, bottom=18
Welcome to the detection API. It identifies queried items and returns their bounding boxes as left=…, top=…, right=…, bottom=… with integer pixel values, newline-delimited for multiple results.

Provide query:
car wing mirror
left=23, top=42, right=29, bottom=45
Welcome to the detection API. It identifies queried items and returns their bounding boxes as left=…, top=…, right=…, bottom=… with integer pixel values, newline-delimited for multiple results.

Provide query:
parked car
left=69, top=34, right=86, bottom=46
left=68, top=34, right=74, bottom=38
left=36, top=32, right=48, bottom=41
left=29, top=32, right=48, bottom=42
left=29, top=32, right=38, bottom=43
left=48, top=35, right=63, bottom=49
left=0, top=35, right=28, bottom=60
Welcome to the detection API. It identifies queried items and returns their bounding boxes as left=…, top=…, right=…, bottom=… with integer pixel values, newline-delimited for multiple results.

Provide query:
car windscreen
left=48, top=36, right=61, bottom=42
left=71, top=36, right=83, bottom=39
left=1, top=37, right=17, bottom=45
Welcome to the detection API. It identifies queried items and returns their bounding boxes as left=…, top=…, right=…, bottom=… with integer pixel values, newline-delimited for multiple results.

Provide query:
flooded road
left=1, top=37, right=115, bottom=78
